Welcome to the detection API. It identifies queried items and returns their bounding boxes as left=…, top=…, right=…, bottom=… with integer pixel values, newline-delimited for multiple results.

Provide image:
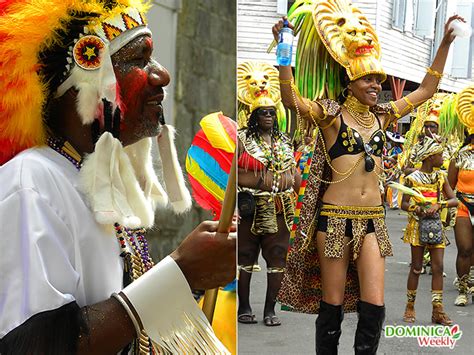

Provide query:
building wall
left=237, top=0, right=473, bottom=92
left=149, top=0, right=237, bottom=259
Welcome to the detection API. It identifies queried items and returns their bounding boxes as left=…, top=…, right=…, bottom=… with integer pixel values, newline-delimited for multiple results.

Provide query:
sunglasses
left=257, top=108, right=276, bottom=117
left=424, top=124, right=438, bottom=129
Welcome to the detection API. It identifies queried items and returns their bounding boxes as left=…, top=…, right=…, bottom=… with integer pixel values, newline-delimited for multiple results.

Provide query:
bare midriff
left=322, top=154, right=383, bottom=206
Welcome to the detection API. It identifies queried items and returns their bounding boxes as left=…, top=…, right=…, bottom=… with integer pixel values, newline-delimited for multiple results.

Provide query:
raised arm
left=272, top=18, right=335, bottom=129
left=388, top=15, right=464, bottom=122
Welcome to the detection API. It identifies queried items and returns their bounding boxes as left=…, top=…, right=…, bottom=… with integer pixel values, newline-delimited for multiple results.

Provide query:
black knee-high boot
left=354, top=301, right=385, bottom=355
left=315, top=300, right=344, bottom=355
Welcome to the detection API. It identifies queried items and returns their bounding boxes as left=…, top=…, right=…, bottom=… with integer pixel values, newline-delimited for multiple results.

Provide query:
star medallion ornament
left=73, top=35, right=105, bottom=70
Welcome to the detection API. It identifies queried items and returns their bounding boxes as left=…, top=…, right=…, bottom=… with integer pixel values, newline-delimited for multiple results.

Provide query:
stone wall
left=149, top=0, right=236, bottom=259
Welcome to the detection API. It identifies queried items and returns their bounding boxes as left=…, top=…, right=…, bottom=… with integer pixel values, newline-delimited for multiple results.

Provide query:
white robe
left=0, top=147, right=125, bottom=337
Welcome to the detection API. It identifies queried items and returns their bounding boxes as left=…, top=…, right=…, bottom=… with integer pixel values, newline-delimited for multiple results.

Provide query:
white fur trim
left=80, top=133, right=156, bottom=228
left=157, top=125, right=192, bottom=214
left=124, top=138, right=169, bottom=213
left=75, top=81, right=100, bottom=125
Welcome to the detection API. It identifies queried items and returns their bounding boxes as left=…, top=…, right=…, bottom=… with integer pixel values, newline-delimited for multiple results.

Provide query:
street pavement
left=238, top=209, right=474, bottom=354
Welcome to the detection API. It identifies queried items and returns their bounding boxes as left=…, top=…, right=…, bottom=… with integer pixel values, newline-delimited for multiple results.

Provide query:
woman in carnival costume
left=447, top=85, right=474, bottom=306
left=0, top=0, right=235, bottom=353
left=400, top=93, right=457, bottom=275
left=401, top=93, right=457, bottom=176
left=237, top=62, right=300, bottom=326
left=271, top=0, right=463, bottom=353
left=401, top=136, right=457, bottom=325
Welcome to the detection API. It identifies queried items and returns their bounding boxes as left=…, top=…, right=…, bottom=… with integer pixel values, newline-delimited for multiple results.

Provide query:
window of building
left=277, top=0, right=288, bottom=15
left=449, top=1, right=473, bottom=78
left=431, top=0, right=473, bottom=79
left=392, top=0, right=408, bottom=30
left=413, top=0, right=436, bottom=38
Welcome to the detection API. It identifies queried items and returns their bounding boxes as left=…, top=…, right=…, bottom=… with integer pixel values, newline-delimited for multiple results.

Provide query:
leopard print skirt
left=319, top=204, right=393, bottom=259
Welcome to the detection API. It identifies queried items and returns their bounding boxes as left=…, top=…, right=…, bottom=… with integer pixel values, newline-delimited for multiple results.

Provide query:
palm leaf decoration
left=388, top=182, right=429, bottom=203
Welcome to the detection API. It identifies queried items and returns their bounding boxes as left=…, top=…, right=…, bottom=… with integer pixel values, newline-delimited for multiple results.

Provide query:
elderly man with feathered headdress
left=0, top=0, right=235, bottom=353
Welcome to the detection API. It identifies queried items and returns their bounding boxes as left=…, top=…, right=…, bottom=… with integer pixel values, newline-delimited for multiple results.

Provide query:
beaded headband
left=56, top=6, right=151, bottom=125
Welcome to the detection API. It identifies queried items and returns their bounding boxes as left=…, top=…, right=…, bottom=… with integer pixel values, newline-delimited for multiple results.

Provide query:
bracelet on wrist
left=279, top=78, right=293, bottom=85
left=426, top=67, right=443, bottom=79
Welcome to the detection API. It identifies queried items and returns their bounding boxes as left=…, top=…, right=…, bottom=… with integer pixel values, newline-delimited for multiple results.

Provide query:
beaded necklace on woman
left=342, top=94, right=376, bottom=129
left=244, top=118, right=295, bottom=198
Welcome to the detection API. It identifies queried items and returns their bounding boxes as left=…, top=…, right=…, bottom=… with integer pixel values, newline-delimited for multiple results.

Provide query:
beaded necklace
left=342, top=94, right=376, bottom=129
left=47, top=137, right=83, bottom=170
left=255, top=131, right=292, bottom=198
left=48, top=137, right=154, bottom=354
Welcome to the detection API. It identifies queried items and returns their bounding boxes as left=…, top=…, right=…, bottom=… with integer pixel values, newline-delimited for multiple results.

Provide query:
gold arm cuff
left=426, top=67, right=443, bottom=79
left=279, top=78, right=293, bottom=85
left=304, top=99, right=328, bottom=126
left=399, top=96, right=415, bottom=116
left=389, top=100, right=402, bottom=119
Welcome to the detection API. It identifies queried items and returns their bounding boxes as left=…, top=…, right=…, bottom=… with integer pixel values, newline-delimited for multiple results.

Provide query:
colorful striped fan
left=186, top=112, right=236, bottom=220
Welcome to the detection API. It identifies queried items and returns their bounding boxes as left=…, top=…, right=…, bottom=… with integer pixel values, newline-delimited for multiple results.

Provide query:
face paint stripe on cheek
left=145, top=37, right=153, bottom=52
left=119, top=67, right=148, bottom=117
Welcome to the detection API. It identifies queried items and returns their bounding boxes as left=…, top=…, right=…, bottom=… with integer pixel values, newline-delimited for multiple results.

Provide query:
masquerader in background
left=401, top=137, right=457, bottom=326
left=272, top=0, right=463, bottom=353
left=447, top=85, right=474, bottom=306
left=237, top=95, right=300, bottom=327
left=384, top=131, right=405, bottom=209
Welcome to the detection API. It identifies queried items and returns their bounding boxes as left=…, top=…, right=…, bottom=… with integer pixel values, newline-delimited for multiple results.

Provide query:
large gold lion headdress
left=237, top=61, right=281, bottom=106
left=313, top=0, right=384, bottom=81
left=237, top=61, right=287, bottom=130
left=286, top=0, right=385, bottom=100
left=456, top=85, right=474, bottom=135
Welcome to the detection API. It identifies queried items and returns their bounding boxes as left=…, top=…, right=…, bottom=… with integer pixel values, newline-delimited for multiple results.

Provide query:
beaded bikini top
left=327, top=114, right=385, bottom=160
